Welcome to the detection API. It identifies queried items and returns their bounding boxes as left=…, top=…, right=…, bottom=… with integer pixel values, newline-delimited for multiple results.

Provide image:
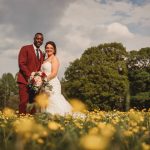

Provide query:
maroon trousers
left=18, top=83, right=35, bottom=114
left=18, top=83, right=28, bottom=114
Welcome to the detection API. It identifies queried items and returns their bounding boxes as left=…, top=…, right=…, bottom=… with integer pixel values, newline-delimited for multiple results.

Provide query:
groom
left=17, top=33, right=44, bottom=114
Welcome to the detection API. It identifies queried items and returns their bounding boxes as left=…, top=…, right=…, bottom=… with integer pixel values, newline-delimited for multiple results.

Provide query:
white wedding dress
left=41, top=61, right=73, bottom=116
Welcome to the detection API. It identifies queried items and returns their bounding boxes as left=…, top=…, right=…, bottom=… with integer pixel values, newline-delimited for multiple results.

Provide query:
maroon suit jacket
left=17, top=44, right=44, bottom=85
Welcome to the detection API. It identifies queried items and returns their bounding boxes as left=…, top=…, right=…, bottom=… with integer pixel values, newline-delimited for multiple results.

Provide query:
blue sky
left=0, top=0, right=149, bottom=78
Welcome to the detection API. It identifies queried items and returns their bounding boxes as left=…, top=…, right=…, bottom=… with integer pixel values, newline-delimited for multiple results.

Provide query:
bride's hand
left=46, top=76, right=50, bottom=81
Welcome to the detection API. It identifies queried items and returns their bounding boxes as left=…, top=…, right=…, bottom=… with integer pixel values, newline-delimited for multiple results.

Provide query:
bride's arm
left=47, top=56, right=60, bottom=80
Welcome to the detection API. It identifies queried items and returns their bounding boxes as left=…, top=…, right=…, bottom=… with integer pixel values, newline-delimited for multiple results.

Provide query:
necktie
left=36, top=49, right=39, bottom=59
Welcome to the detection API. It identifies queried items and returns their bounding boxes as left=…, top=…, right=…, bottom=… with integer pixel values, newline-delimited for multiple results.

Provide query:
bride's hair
left=45, top=41, right=57, bottom=55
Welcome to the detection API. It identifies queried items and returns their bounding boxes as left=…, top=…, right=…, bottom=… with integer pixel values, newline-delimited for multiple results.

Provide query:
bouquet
left=28, top=71, right=52, bottom=94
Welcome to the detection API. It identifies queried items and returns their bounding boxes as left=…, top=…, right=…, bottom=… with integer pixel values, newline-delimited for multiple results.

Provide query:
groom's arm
left=18, top=46, right=31, bottom=80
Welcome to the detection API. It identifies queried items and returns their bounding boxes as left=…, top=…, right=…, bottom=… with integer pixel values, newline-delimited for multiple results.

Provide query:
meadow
left=0, top=105, right=150, bottom=150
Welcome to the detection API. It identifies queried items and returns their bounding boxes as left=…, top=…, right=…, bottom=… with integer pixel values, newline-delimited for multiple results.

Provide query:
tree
left=127, top=47, right=150, bottom=109
left=62, top=42, right=129, bottom=110
left=0, top=73, right=18, bottom=109
left=128, top=47, right=150, bottom=95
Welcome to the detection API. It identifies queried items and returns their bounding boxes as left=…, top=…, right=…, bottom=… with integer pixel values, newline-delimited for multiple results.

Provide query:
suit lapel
left=30, top=45, right=37, bottom=58
left=29, top=45, right=40, bottom=69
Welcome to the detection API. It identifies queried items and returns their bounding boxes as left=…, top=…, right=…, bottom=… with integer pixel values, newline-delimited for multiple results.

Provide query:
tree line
left=61, top=42, right=150, bottom=111
left=0, top=42, right=149, bottom=111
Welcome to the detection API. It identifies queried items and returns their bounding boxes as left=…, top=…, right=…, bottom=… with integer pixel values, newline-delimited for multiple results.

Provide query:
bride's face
left=45, top=44, right=54, bottom=57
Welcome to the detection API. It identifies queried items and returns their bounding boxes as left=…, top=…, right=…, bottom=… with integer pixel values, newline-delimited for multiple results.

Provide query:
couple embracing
left=17, top=33, right=72, bottom=115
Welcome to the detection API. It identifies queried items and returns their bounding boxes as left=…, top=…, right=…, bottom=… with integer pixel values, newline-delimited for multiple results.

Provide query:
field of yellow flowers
left=0, top=106, right=150, bottom=150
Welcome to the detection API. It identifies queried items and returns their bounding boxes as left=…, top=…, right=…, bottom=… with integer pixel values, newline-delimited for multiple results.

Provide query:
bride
left=41, top=41, right=73, bottom=116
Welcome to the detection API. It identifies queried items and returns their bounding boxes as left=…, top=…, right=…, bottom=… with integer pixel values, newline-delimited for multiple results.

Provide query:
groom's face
left=34, top=34, right=43, bottom=48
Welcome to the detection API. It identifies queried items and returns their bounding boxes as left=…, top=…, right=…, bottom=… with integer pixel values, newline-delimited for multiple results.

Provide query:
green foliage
left=62, top=42, right=129, bottom=110
left=0, top=73, right=18, bottom=109
left=129, top=70, right=150, bottom=94
left=130, top=92, right=150, bottom=110
left=128, top=47, right=150, bottom=107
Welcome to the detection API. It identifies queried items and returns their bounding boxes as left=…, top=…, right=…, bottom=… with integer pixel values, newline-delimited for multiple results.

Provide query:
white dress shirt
left=33, top=44, right=40, bottom=58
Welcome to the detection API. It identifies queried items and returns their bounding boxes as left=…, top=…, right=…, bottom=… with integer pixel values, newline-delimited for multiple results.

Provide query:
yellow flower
left=32, top=133, right=39, bottom=140
left=35, top=92, right=49, bottom=108
left=37, top=138, right=44, bottom=144
left=141, top=127, right=146, bottom=131
left=128, top=109, right=144, bottom=123
left=48, top=121, right=61, bottom=131
left=97, top=123, right=116, bottom=139
left=3, top=107, right=15, bottom=117
left=88, top=127, right=99, bottom=135
left=74, top=121, right=83, bottom=129
left=80, top=135, right=107, bottom=150
left=123, top=130, right=133, bottom=137
left=132, top=127, right=139, bottom=133
left=112, top=117, right=120, bottom=125
left=142, top=142, right=150, bottom=150
left=42, top=131, right=48, bottom=137
left=70, top=99, right=87, bottom=112
left=13, top=118, right=34, bottom=134
left=13, top=117, right=46, bottom=140
left=89, top=113, right=102, bottom=122
left=130, top=121, right=137, bottom=127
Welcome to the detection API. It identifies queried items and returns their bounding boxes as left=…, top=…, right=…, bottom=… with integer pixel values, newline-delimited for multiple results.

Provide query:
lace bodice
left=41, top=61, right=52, bottom=76
left=41, top=61, right=60, bottom=94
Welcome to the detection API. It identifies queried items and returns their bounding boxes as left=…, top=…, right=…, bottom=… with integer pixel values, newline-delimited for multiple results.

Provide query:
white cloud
left=107, top=22, right=134, bottom=38
left=58, top=0, right=149, bottom=51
